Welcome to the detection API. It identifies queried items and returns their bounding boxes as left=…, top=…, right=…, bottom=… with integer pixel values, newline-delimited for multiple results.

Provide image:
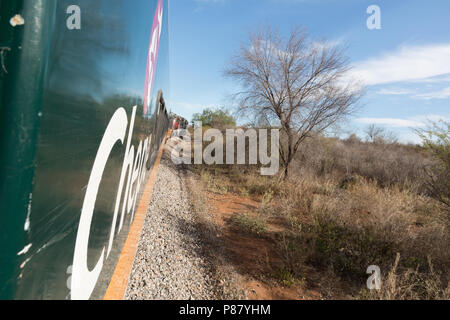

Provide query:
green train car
left=0, top=0, right=170, bottom=300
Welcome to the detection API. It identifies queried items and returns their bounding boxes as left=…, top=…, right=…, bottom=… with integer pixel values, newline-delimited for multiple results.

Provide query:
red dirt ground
left=206, top=192, right=325, bottom=300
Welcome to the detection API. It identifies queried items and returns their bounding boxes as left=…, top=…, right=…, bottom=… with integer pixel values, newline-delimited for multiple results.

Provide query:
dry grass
left=262, top=173, right=447, bottom=299
left=359, top=254, right=450, bottom=300
left=294, top=134, right=432, bottom=191
left=187, top=133, right=449, bottom=299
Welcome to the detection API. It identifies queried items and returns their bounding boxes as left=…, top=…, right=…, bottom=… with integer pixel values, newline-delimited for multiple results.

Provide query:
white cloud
left=349, top=44, right=450, bottom=86
left=413, top=73, right=450, bottom=84
left=355, top=117, right=425, bottom=128
left=413, top=86, right=450, bottom=100
left=376, top=85, right=450, bottom=100
left=410, top=114, right=450, bottom=123
left=397, top=132, right=423, bottom=145
left=355, top=115, right=449, bottom=128
left=311, top=38, right=345, bottom=51
left=376, top=88, right=414, bottom=96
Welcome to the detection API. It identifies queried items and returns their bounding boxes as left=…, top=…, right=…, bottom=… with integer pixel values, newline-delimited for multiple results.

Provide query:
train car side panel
left=0, top=0, right=170, bottom=300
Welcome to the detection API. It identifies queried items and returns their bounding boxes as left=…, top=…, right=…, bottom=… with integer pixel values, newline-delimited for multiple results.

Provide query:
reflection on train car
left=0, top=0, right=171, bottom=300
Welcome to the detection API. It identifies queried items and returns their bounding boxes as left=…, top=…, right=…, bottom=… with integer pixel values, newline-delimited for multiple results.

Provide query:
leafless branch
left=225, top=26, right=363, bottom=177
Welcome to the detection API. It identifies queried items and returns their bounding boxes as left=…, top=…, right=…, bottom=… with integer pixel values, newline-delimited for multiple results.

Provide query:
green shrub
left=416, top=120, right=450, bottom=208
left=230, top=213, right=267, bottom=235
left=192, top=107, right=236, bottom=129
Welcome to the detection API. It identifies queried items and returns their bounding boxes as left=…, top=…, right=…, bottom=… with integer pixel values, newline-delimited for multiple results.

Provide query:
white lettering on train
left=71, top=106, right=153, bottom=300
left=71, top=0, right=164, bottom=300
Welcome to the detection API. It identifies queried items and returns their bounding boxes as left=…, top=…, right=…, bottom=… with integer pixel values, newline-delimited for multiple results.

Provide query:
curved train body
left=0, top=0, right=170, bottom=299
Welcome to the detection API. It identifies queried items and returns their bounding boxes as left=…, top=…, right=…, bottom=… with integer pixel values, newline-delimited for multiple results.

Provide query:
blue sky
left=168, top=0, right=450, bottom=143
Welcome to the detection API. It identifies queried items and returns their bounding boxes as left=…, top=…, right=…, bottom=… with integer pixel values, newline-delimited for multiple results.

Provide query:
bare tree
left=365, top=124, right=398, bottom=144
left=365, top=124, right=386, bottom=143
left=225, top=27, right=363, bottom=178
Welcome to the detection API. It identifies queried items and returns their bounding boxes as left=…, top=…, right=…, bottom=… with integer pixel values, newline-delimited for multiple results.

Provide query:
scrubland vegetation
left=185, top=120, right=449, bottom=300
left=184, top=26, right=449, bottom=300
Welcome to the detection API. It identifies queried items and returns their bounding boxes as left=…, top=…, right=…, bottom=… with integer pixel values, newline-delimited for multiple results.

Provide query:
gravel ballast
left=125, top=154, right=216, bottom=300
